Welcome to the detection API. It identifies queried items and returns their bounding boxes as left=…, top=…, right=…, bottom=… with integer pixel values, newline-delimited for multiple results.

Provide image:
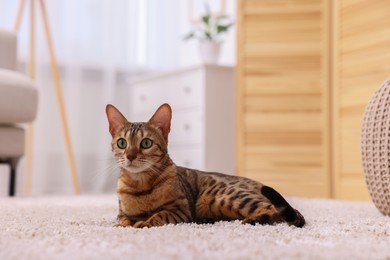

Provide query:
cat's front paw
left=114, top=223, right=130, bottom=228
left=114, top=217, right=133, bottom=227
left=134, top=221, right=152, bottom=229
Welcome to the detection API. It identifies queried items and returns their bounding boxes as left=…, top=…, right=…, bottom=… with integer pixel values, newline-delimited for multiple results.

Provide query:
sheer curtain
left=0, top=0, right=181, bottom=195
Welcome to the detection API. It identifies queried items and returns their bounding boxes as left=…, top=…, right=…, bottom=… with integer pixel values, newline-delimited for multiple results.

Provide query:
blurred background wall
left=0, top=0, right=236, bottom=195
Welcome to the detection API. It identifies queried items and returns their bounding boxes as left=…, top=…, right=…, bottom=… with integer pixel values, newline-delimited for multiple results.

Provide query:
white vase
left=198, top=41, right=221, bottom=64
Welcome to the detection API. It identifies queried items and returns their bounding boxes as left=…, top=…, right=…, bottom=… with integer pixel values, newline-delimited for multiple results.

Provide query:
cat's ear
left=106, top=104, right=128, bottom=137
left=148, top=103, right=172, bottom=139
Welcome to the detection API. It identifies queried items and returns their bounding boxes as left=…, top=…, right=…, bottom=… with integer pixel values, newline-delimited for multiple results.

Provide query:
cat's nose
left=126, top=146, right=138, bottom=162
left=126, top=152, right=137, bottom=162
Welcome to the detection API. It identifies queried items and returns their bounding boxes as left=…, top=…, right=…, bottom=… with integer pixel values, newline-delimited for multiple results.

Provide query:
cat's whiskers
left=138, top=159, right=163, bottom=175
left=89, top=157, right=120, bottom=184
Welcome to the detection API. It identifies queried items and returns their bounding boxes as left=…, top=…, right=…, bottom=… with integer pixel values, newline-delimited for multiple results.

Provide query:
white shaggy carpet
left=1, top=195, right=390, bottom=260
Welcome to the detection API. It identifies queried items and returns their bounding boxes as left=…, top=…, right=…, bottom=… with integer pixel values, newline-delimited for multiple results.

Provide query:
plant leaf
left=217, top=23, right=233, bottom=34
left=202, top=14, right=210, bottom=25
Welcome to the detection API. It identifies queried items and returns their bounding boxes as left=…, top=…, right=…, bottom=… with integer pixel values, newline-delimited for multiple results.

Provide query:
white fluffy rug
left=1, top=195, right=389, bottom=260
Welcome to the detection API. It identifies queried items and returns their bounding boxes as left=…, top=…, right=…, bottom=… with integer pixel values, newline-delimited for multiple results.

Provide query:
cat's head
left=105, top=103, right=172, bottom=173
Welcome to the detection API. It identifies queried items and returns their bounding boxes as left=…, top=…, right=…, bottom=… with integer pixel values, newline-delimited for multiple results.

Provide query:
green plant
left=183, top=5, right=233, bottom=42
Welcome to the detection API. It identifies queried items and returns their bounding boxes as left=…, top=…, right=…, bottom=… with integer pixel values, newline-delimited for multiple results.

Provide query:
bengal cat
left=106, top=103, right=305, bottom=228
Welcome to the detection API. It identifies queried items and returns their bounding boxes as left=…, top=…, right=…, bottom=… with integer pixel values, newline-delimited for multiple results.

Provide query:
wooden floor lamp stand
left=14, top=0, right=80, bottom=195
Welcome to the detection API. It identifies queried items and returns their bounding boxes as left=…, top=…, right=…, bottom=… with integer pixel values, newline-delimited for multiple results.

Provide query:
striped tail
left=261, top=185, right=305, bottom=228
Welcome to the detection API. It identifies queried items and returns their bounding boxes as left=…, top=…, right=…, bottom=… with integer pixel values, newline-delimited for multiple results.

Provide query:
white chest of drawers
left=128, top=64, right=234, bottom=175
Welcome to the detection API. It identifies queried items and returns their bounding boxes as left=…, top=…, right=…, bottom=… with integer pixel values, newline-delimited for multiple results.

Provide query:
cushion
left=0, top=69, right=38, bottom=124
left=0, top=125, right=24, bottom=158
left=361, top=78, right=390, bottom=216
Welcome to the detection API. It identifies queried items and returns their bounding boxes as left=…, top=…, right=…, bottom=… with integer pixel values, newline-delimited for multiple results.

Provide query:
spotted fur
left=106, top=103, right=305, bottom=228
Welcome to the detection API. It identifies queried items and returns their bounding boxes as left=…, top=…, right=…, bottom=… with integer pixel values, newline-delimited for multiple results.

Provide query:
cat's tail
left=261, top=185, right=305, bottom=228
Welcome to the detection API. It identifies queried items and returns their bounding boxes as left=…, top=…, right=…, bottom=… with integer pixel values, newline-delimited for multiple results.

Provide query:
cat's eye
left=140, top=138, right=153, bottom=149
left=117, top=138, right=127, bottom=149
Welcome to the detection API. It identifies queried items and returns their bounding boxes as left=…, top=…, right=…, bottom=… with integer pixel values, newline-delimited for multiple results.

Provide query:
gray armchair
left=0, top=28, right=38, bottom=196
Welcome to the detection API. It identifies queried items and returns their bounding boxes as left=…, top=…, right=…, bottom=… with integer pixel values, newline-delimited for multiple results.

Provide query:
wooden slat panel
left=245, top=57, right=321, bottom=72
left=244, top=0, right=321, bottom=15
left=246, top=28, right=321, bottom=43
left=245, top=146, right=322, bottom=174
left=245, top=112, right=322, bottom=132
left=245, top=76, right=322, bottom=95
left=332, top=0, right=390, bottom=200
left=237, top=0, right=389, bottom=200
left=236, top=0, right=330, bottom=198
left=246, top=172, right=327, bottom=197
left=245, top=94, right=322, bottom=112
left=245, top=131, right=322, bottom=146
